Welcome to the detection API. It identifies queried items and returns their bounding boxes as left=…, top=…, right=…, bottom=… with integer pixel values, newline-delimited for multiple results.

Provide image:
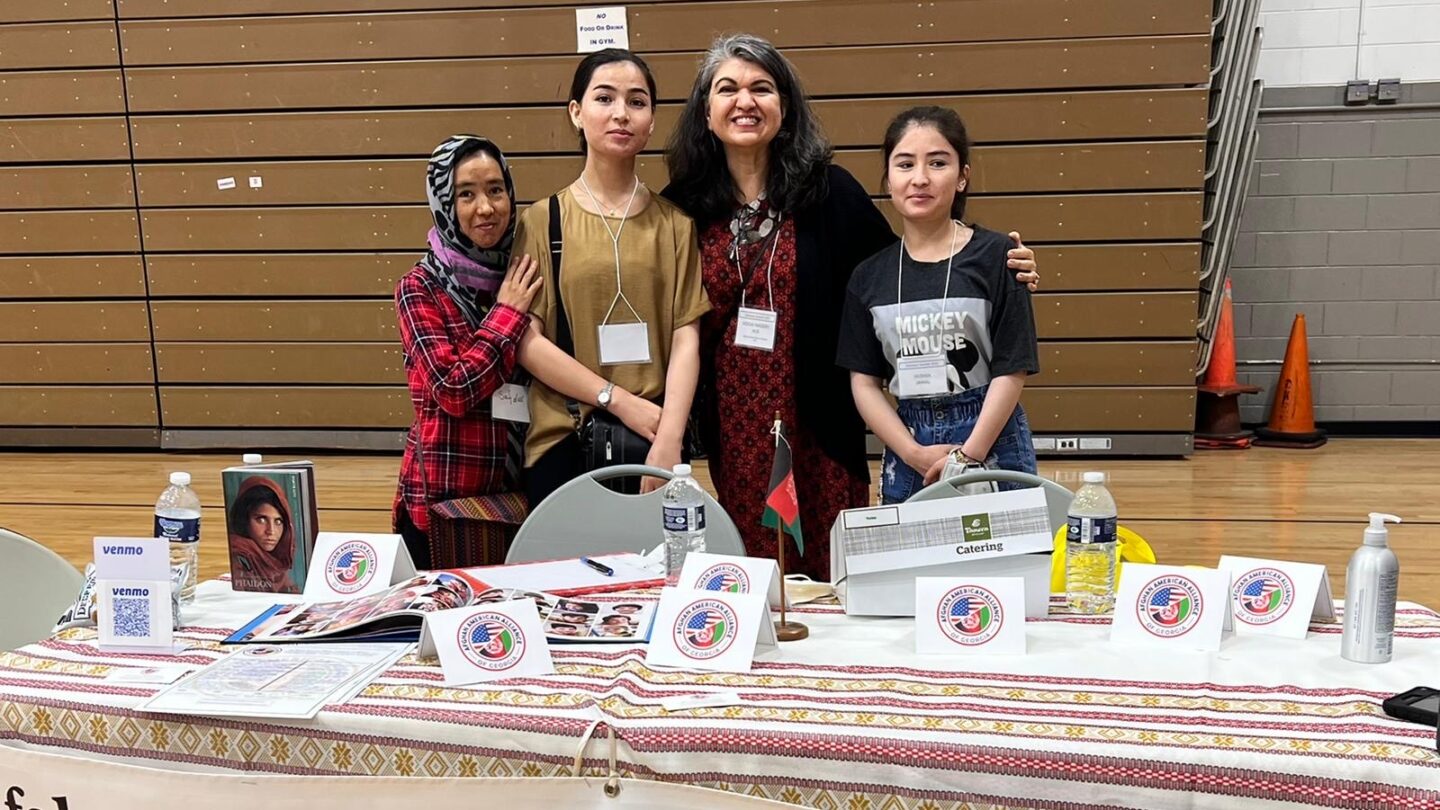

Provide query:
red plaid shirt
left=393, top=267, right=529, bottom=533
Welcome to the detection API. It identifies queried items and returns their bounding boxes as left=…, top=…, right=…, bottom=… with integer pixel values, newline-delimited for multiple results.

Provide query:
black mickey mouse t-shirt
left=836, top=225, right=1039, bottom=397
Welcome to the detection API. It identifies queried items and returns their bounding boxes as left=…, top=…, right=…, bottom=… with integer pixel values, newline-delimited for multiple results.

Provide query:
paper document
left=473, top=553, right=662, bottom=595
left=136, top=643, right=408, bottom=719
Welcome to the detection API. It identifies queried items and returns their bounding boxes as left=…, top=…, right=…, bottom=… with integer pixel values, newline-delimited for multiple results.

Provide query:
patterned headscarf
left=418, top=135, right=516, bottom=327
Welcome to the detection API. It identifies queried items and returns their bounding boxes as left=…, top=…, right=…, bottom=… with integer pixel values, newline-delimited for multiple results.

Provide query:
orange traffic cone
left=1196, top=280, right=1260, bottom=449
left=1254, top=313, right=1327, bottom=449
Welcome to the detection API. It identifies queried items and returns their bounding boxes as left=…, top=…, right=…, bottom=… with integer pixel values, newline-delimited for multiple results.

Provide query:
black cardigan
left=663, top=164, right=897, bottom=481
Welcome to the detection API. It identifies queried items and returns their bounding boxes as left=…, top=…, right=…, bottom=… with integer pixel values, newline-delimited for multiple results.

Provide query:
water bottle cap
left=1083, top=471, right=1105, bottom=484
left=672, top=464, right=692, bottom=478
left=242, top=453, right=263, bottom=465
left=170, top=471, right=191, bottom=487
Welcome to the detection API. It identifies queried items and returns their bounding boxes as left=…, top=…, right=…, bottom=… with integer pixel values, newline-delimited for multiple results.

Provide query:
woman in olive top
left=515, top=49, right=710, bottom=504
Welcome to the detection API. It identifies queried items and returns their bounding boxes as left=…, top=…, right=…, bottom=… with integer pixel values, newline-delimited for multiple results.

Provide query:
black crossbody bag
left=548, top=195, right=653, bottom=470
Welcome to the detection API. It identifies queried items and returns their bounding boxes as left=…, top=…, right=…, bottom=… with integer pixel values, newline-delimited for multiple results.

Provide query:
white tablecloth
left=2, top=580, right=1438, bottom=810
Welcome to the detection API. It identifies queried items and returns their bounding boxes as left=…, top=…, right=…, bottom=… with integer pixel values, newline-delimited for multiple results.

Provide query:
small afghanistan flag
left=761, top=419, right=803, bottom=555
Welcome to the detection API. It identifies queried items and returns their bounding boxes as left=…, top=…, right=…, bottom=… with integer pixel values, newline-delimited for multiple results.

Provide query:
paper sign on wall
left=678, top=552, right=788, bottom=609
left=1218, top=555, right=1335, bottom=639
left=914, top=577, right=1027, bottom=656
left=1110, top=564, right=1229, bottom=652
left=419, top=599, right=553, bottom=686
left=646, top=588, right=776, bottom=673
left=303, top=532, right=416, bottom=601
left=575, top=6, right=629, bottom=52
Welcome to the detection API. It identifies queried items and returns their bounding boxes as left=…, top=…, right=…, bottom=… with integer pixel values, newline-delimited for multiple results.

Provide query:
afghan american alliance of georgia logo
left=326, top=540, right=377, bottom=594
left=673, top=599, right=738, bottom=660
left=936, top=585, right=1004, bottom=646
left=695, top=562, right=750, bottom=594
left=1232, top=567, right=1295, bottom=625
left=1137, top=575, right=1205, bottom=638
left=457, top=612, right=525, bottom=672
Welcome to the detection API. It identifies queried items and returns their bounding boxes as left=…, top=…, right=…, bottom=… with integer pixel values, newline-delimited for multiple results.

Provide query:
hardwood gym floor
left=2, top=439, right=1436, bottom=605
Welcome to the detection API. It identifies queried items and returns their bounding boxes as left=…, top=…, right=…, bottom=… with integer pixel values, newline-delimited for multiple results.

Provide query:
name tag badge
left=491, top=383, right=530, bottom=423
left=597, top=321, right=651, bottom=366
left=896, top=354, right=949, bottom=398
left=734, top=307, right=778, bottom=352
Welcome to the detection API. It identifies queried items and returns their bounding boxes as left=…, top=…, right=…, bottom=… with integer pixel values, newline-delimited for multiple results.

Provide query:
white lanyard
left=892, top=220, right=963, bottom=398
left=897, top=219, right=960, bottom=309
left=733, top=212, right=783, bottom=311
left=578, top=174, right=644, bottom=326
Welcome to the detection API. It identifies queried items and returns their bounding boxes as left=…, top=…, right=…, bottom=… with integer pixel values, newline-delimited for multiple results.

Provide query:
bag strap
left=548, top=194, right=584, bottom=429
left=549, top=194, right=573, bottom=357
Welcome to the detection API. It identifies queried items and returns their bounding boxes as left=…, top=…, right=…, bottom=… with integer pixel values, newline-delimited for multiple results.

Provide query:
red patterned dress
left=698, top=199, right=870, bottom=581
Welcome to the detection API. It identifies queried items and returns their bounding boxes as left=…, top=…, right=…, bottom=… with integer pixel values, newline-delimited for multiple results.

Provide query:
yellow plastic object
left=1049, top=525, right=1157, bottom=594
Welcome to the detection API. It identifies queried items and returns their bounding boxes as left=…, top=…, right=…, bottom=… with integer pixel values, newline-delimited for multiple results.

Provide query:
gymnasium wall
left=1257, top=0, right=1440, bottom=87
left=1230, top=0, right=1440, bottom=423
left=0, top=0, right=1211, bottom=453
left=1231, top=86, right=1440, bottom=424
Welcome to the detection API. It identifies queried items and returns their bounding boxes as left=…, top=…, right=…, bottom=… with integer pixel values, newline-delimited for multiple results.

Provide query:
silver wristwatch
left=596, top=381, right=616, bottom=410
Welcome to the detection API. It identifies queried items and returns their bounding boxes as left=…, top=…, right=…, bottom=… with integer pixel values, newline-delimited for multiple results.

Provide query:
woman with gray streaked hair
left=662, top=34, right=1039, bottom=579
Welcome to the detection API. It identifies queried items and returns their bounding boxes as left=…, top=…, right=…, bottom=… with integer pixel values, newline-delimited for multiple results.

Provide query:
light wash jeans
left=880, top=384, right=1037, bottom=504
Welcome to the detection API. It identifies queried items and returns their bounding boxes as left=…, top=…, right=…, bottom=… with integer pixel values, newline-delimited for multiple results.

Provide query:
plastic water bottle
left=1065, top=471, right=1118, bottom=614
left=155, top=471, right=202, bottom=604
left=661, top=464, right=707, bottom=586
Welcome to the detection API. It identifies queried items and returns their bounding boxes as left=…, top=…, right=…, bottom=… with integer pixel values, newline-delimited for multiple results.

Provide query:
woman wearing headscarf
left=392, top=135, right=542, bottom=568
left=662, top=35, right=1039, bottom=580
left=229, top=476, right=299, bottom=593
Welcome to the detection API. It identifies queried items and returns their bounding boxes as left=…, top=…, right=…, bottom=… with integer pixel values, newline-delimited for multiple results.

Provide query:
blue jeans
left=880, top=384, right=1037, bottom=504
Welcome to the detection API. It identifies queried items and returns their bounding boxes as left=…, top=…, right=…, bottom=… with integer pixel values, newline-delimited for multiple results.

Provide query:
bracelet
left=949, top=447, right=979, bottom=466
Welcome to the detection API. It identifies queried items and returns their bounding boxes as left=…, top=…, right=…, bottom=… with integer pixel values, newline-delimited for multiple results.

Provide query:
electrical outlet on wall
left=1057, top=437, right=1079, bottom=451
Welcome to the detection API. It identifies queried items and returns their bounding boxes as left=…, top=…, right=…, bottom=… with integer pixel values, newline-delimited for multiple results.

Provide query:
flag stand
left=771, top=413, right=808, bottom=642
left=774, top=523, right=809, bottom=641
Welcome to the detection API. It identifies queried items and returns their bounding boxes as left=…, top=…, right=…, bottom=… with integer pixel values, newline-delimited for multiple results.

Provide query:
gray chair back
left=908, top=470, right=1074, bottom=534
left=507, top=465, right=745, bottom=564
left=0, top=528, right=85, bottom=651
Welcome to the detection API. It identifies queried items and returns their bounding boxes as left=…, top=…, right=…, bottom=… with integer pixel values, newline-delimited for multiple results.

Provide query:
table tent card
left=1111, top=564, right=1229, bottom=652
left=94, top=536, right=170, bottom=581
left=1218, top=555, right=1335, bottom=638
left=419, top=599, right=554, bottom=687
left=915, top=577, right=1027, bottom=656
left=678, top=551, right=787, bottom=609
left=95, top=578, right=175, bottom=651
left=830, top=487, right=1053, bottom=618
left=303, top=532, right=416, bottom=601
left=92, top=537, right=175, bottom=651
left=646, top=588, right=777, bottom=674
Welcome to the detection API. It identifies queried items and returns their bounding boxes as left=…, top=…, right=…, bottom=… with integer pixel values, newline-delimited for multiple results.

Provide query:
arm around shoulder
left=395, top=271, right=526, bottom=418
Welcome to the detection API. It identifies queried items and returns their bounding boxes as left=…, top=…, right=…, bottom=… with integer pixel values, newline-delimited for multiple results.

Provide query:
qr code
left=112, top=596, right=151, bottom=638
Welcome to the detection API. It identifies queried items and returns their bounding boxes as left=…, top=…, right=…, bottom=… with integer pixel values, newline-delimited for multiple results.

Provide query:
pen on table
left=581, top=557, right=615, bottom=577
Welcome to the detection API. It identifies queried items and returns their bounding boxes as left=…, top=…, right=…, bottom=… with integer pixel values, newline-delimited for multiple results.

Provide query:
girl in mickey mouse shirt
left=837, top=106, right=1040, bottom=504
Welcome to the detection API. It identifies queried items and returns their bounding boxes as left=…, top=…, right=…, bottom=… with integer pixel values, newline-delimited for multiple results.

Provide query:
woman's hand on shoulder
left=1006, top=232, right=1040, bottom=292
left=497, top=253, right=543, bottom=314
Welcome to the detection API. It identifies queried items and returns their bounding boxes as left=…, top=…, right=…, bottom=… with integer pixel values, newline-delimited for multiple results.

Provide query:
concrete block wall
left=1231, top=87, right=1440, bottom=423
left=1258, top=0, right=1440, bottom=87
